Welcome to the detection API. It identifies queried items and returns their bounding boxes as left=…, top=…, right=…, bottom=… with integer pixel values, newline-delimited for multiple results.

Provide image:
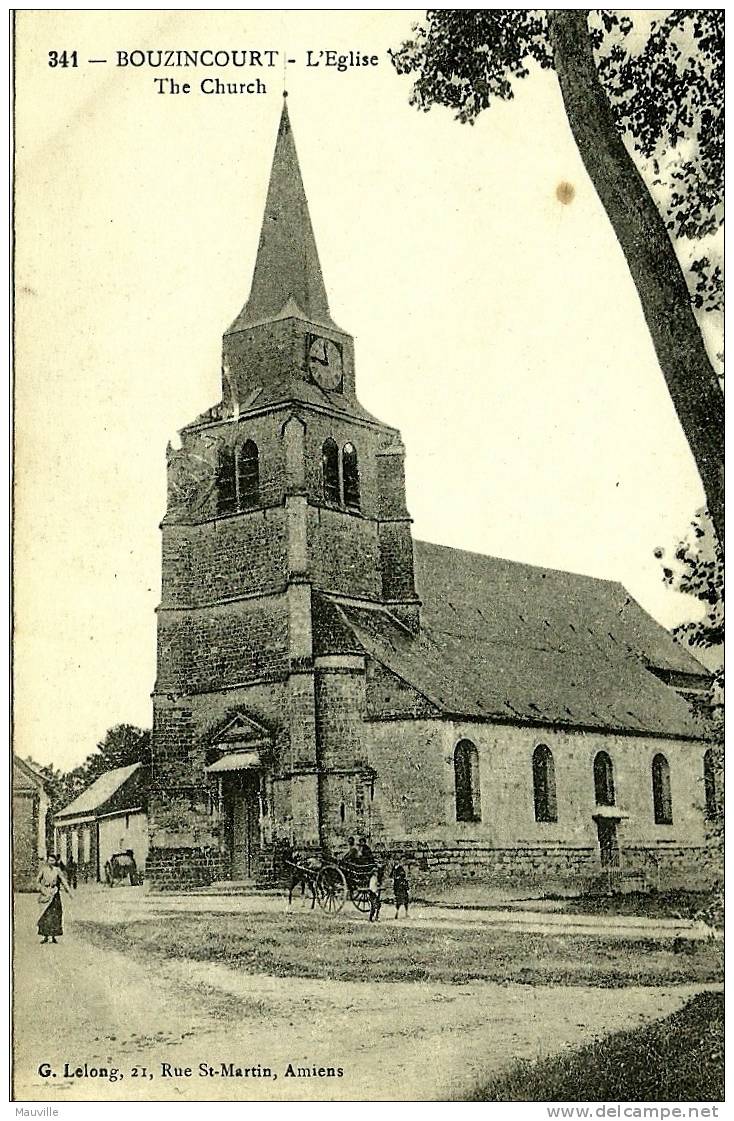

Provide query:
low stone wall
left=146, top=846, right=228, bottom=890
left=376, top=840, right=718, bottom=893
left=622, top=845, right=720, bottom=891
left=145, top=839, right=718, bottom=893
left=391, top=841, right=598, bottom=891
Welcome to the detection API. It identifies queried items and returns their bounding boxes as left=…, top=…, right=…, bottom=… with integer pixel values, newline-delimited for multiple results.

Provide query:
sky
left=14, top=11, right=711, bottom=772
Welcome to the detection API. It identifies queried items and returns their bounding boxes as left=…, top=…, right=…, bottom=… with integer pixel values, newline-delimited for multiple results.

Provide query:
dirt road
left=12, top=893, right=712, bottom=1102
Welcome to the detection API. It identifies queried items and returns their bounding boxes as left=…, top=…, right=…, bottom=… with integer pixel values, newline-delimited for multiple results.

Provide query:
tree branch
left=547, top=10, right=724, bottom=548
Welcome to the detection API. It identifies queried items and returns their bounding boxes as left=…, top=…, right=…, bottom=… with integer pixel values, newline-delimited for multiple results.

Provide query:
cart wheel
left=351, top=888, right=372, bottom=913
left=316, top=865, right=347, bottom=914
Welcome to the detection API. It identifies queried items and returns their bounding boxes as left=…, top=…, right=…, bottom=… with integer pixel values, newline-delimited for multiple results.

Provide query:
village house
left=54, top=762, right=149, bottom=883
left=147, top=100, right=715, bottom=892
left=13, top=755, right=49, bottom=891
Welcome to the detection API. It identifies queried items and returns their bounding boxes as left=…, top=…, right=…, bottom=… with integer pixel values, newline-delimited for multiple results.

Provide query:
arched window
left=593, top=751, right=615, bottom=807
left=533, top=744, right=558, bottom=823
left=237, top=439, right=259, bottom=508
left=322, top=438, right=340, bottom=504
left=652, top=753, right=673, bottom=824
left=217, top=445, right=236, bottom=514
left=342, top=442, right=360, bottom=510
left=704, top=748, right=719, bottom=820
left=454, top=739, right=481, bottom=822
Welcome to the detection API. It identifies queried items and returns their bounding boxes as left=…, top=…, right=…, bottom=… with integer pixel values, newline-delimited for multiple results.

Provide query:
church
left=147, top=100, right=716, bottom=892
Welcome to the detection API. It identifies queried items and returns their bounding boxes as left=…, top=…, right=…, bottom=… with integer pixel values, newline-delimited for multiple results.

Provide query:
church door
left=596, top=818, right=620, bottom=890
left=228, top=774, right=260, bottom=879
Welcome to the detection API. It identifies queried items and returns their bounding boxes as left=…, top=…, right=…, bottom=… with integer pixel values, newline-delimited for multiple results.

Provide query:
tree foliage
left=391, top=10, right=724, bottom=542
left=658, top=510, right=723, bottom=654
left=29, top=723, right=151, bottom=819
left=656, top=510, right=723, bottom=850
left=391, top=10, right=723, bottom=251
left=591, top=10, right=723, bottom=310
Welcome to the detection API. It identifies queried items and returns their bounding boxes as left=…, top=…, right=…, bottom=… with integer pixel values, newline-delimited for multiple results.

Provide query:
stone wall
left=387, top=839, right=598, bottom=888
left=161, top=509, right=288, bottom=606
left=307, top=505, right=382, bottom=599
left=146, top=845, right=228, bottom=890
left=365, top=839, right=716, bottom=893
left=155, top=596, right=290, bottom=695
left=361, top=715, right=717, bottom=889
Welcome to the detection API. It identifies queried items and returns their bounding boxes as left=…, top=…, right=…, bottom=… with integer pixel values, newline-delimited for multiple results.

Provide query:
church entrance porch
left=225, top=773, right=261, bottom=880
left=206, top=755, right=264, bottom=881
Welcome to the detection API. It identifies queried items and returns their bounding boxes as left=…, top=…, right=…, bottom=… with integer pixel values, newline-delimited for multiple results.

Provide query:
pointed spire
left=228, top=97, right=337, bottom=333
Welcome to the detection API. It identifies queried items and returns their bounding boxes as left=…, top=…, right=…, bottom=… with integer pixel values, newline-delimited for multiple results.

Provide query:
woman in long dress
left=36, top=854, right=71, bottom=944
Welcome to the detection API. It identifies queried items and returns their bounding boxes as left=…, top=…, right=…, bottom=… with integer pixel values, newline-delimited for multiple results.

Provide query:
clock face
left=308, top=337, right=343, bottom=391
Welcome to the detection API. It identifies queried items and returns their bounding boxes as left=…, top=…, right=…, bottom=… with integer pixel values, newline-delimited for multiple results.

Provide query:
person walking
left=36, top=855, right=72, bottom=944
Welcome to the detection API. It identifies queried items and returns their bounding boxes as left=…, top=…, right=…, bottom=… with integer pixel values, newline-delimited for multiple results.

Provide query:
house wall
left=365, top=718, right=714, bottom=889
left=13, top=792, right=40, bottom=891
left=12, top=761, right=49, bottom=891
left=54, top=819, right=99, bottom=883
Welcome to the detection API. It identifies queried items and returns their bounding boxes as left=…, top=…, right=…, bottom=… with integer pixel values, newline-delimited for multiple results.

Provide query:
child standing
left=392, top=861, right=409, bottom=918
left=367, top=865, right=383, bottom=922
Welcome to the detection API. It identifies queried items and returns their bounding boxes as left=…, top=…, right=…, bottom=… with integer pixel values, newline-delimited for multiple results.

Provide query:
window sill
left=319, top=500, right=364, bottom=519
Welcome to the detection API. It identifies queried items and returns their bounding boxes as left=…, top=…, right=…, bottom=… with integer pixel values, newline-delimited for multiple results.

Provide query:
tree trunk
left=547, top=10, right=724, bottom=548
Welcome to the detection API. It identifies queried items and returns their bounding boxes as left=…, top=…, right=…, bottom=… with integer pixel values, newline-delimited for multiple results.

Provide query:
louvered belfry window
left=342, top=442, right=360, bottom=510
left=322, top=438, right=340, bottom=504
left=238, top=439, right=260, bottom=508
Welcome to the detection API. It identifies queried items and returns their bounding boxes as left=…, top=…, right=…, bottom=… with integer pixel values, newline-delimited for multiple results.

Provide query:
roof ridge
left=414, top=538, right=624, bottom=588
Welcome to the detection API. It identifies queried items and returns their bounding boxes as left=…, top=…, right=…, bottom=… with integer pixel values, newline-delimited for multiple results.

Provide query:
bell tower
left=221, top=98, right=357, bottom=419
left=149, top=99, right=419, bottom=886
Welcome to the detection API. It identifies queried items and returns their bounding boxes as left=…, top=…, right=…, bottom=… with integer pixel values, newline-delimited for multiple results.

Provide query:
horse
left=286, top=855, right=321, bottom=909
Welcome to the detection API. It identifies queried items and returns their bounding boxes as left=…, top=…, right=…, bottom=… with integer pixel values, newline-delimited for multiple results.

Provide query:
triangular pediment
left=208, top=711, right=272, bottom=748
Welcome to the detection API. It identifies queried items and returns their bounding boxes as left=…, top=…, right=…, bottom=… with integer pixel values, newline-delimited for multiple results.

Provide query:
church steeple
left=227, top=98, right=337, bottom=335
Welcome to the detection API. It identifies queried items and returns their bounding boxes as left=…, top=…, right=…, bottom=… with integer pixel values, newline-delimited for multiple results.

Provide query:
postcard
left=12, top=9, right=724, bottom=1105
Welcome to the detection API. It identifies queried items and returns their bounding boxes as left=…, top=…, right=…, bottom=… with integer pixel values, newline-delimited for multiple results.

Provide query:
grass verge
left=553, top=890, right=724, bottom=927
left=77, top=910, right=723, bottom=987
left=464, top=990, right=724, bottom=1102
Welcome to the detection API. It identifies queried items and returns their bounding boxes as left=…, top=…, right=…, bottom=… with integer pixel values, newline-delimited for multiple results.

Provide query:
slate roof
left=227, top=100, right=339, bottom=336
left=13, top=755, right=48, bottom=793
left=55, top=762, right=146, bottom=821
left=182, top=377, right=389, bottom=434
left=325, top=541, right=709, bottom=740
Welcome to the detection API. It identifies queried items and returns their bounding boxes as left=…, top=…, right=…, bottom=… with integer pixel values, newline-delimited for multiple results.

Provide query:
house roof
left=327, top=541, right=709, bottom=740
left=13, top=756, right=48, bottom=793
left=55, top=762, right=145, bottom=821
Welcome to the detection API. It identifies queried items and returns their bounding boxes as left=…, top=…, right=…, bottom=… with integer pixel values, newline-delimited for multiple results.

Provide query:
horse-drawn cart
left=104, top=849, right=140, bottom=887
left=286, top=858, right=375, bottom=914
